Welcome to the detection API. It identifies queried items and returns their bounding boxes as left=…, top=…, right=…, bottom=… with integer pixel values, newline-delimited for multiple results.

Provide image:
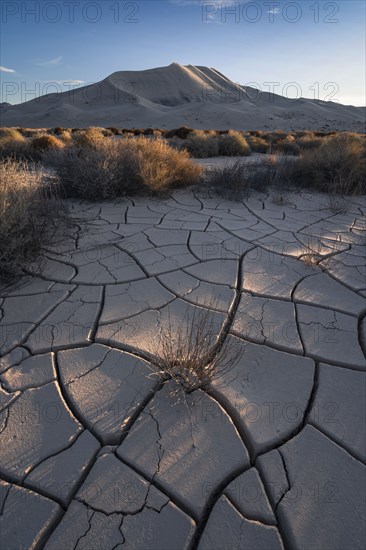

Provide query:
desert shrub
left=31, top=134, right=64, bottom=153
left=295, top=130, right=315, bottom=138
left=294, top=133, right=366, bottom=194
left=49, top=136, right=202, bottom=199
left=153, top=302, right=242, bottom=393
left=207, top=156, right=294, bottom=199
left=48, top=140, right=133, bottom=199
left=58, top=130, right=73, bottom=143
left=262, top=130, right=288, bottom=144
left=272, top=140, right=301, bottom=156
left=52, top=127, right=66, bottom=135
left=0, top=128, right=23, bottom=140
left=72, top=127, right=105, bottom=148
left=296, top=135, right=323, bottom=151
left=207, top=161, right=260, bottom=199
left=0, top=158, right=64, bottom=281
left=133, top=137, right=202, bottom=191
left=165, top=137, right=186, bottom=151
left=165, top=126, right=194, bottom=139
left=247, top=130, right=264, bottom=137
left=102, top=128, right=114, bottom=137
left=202, top=129, right=218, bottom=137
left=265, top=155, right=296, bottom=191
left=141, top=128, right=163, bottom=138
left=245, top=135, right=269, bottom=154
left=107, top=127, right=122, bottom=135
left=218, top=131, right=252, bottom=156
left=0, top=129, right=30, bottom=159
left=21, top=128, right=44, bottom=138
left=314, top=131, right=337, bottom=137
left=185, top=134, right=219, bottom=158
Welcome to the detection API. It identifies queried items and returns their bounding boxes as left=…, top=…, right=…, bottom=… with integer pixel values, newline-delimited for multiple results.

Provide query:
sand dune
left=1, top=63, right=365, bottom=130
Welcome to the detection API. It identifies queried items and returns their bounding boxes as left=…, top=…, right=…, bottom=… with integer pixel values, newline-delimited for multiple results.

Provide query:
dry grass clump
left=153, top=304, right=242, bottom=393
left=207, top=155, right=294, bottom=199
left=0, top=128, right=23, bottom=140
left=185, top=130, right=251, bottom=158
left=0, top=129, right=29, bottom=159
left=271, top=135, right=301, bottom=156
left=72, top=127, right=106, bottom=148
left=48, top=140, right=133, bottom=199
left=52, top=127, right=66, bottom=135
left=293, top=131, right=323, bottom=151
left=132, top=137, right=202, bottom=192
left=202, top=129, right=218, bottom=137
left=185, top=134, right=219, bottom=158
left=296, top=135, right=323, bottom=151
left=262, top=130, right=287, bottom=144
left=18, top=128, right=45, bottom=138
left=31, top=134, right=65, bottom=153
left=58, top=130, right=73, bottom=143
left=245, top=134, right=269, bottom=153
left=49, top=136, right=202, bottom=199
left=218, top=131, right=251, bottom=156
left=0, top=158, right=64, bottom=281
left=294, top=133, right=365, bottom=194
left=207, top=161, right=259, bottom=199
left=106, top=127, right=122, bottom=136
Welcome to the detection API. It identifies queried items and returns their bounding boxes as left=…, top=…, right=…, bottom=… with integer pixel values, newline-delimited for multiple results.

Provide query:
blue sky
left=1, top=0, right=365, bottom=105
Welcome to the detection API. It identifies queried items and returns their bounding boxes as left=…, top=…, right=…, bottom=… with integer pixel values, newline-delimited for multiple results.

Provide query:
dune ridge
left=1, top=62, right=365, bottom=130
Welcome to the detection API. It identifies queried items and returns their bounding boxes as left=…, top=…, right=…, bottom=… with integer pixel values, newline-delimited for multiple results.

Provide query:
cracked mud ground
left=0, top=188, right=365, bottom=550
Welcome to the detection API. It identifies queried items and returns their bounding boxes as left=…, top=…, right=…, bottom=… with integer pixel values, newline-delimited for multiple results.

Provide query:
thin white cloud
left=268, top=8, right=280, bottom=14
left=0, top=66, right=15, bottom=73
left=171, top=0, right=251, bottom=23
left=36, top=56, right=63, bottom=68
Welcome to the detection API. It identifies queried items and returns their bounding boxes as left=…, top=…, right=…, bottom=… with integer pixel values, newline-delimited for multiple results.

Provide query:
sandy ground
left=0, top=187, right=365, bottom=549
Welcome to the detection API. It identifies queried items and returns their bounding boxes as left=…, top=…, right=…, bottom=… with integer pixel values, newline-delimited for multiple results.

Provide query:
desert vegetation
left=207, top=132, right=365, bottom=198
left=0, top=126, right=364, bottom=292
left=184, top=130, right=251, bottom=158
left=48, top=135, right=202, bottom=199
left=0, top=126, right=364, bottom=204
left=153, top=304, right=242, bottom=393
left=292, top=132, right=366, bottom=194
left=0, top=158, right=65, bottom=281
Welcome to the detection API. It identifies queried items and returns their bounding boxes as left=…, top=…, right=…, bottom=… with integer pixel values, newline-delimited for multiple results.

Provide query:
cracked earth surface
left=0, top=188, right=365, bottom=549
